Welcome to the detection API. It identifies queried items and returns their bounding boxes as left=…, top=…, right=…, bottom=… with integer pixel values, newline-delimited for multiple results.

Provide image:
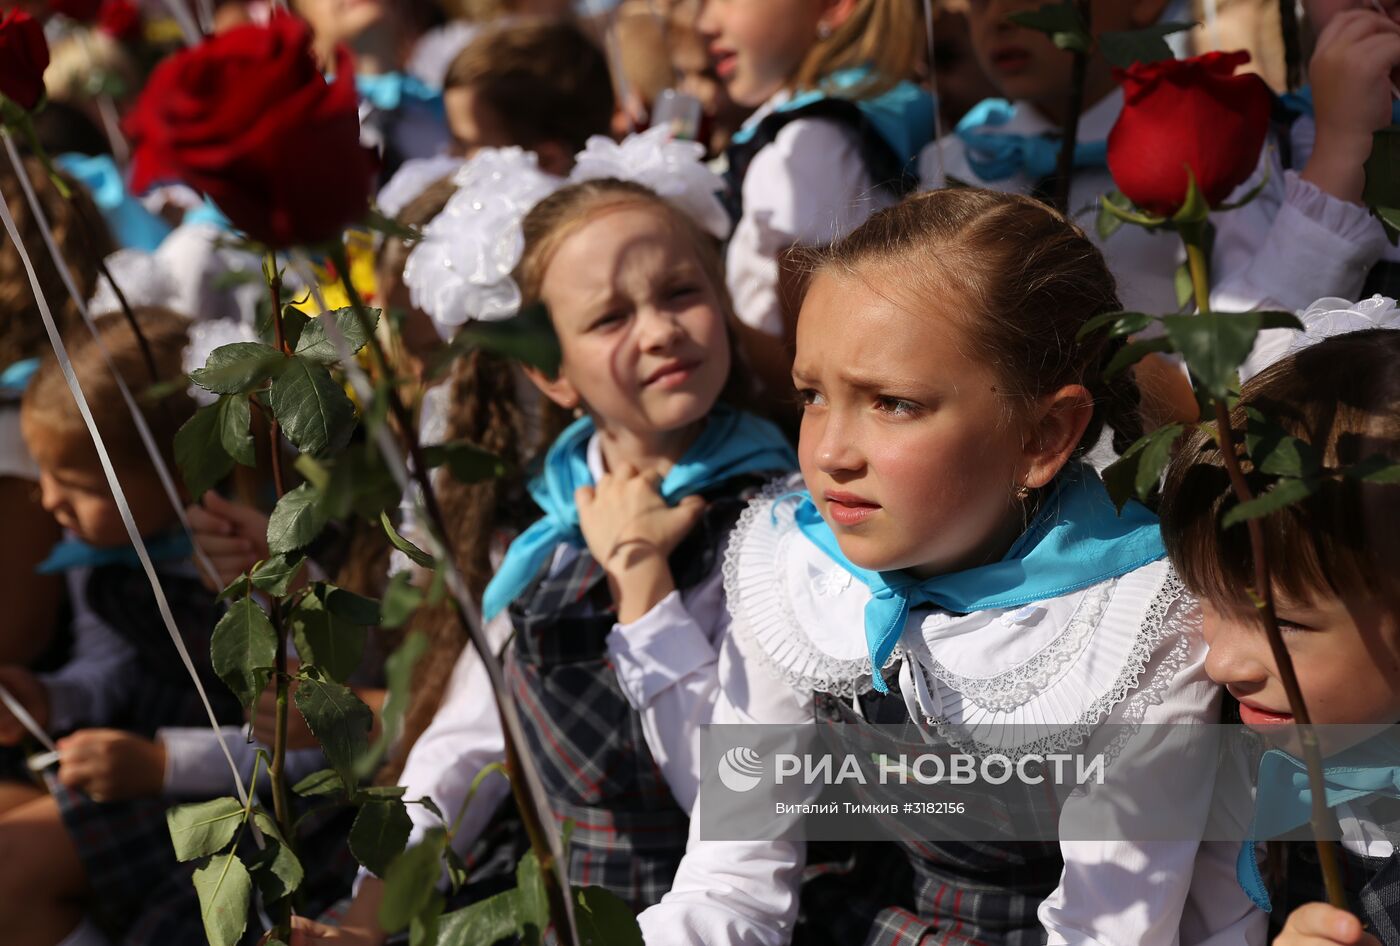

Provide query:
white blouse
left=634, top=479, right=1267, bottom=946
left=727, top=92, right=896, bottom=338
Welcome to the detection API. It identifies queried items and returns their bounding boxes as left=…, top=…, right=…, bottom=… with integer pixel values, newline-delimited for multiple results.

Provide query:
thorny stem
left=329, top=247, right=578, bottom=946
left=1053, top=0, right=1091, bottom=215
left=1183, top=233, right=1346, bottom=909
left=262, top=250, right=295, bottom=935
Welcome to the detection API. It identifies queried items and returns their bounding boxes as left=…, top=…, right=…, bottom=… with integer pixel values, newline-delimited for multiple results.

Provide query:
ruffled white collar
left=724, top=479, right=1193, bottom=752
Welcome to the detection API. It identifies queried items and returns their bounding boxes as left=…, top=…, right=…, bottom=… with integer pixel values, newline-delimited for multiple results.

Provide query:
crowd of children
left=1, top=0, right=1399, bottom=944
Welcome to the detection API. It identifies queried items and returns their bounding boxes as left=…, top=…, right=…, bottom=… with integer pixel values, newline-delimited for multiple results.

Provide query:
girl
left=635, top=188, right=1263, bottom=945
left=287, top=150, right=796, bottom=944
left=1158, top=308, right=1400, bottom=946
left=703, top=0, right=933, bottom=385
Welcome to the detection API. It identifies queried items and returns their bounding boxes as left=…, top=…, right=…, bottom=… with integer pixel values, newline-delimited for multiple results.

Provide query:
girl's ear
left=1021, top=383, right=1095, bottom=490
left=521, top=363, right=582, bottom=411
left=819, top=0, right=860, bottom=33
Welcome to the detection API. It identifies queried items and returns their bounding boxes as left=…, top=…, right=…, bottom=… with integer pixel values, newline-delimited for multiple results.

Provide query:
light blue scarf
left=55, top=153, right=172, bottom=252
left=956, top=98, right=1109, bottom=183
left=1237, top=731, right=1400, bottom=911
left=793, top=463, right=1165, bottom=692
left=0, top=358, right=39, bottom=396
left=482, top=405, right=796, bottom=621
left=356, top=72, right=445, bottom=117
left=37, top=529, right=194, bottom=575
left=1280, top=87, right=1400, bottom=126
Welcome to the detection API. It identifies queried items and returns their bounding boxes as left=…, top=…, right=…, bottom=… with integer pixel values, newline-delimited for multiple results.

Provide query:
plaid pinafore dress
left=503, top=477, right=764, bottom=911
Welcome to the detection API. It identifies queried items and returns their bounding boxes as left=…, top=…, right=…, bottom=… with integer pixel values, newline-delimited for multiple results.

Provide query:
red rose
left=1107, top=51, right=1273, bottom=217
left=50, top=0, right=103, bottom=24
left=124, top=15, right=376, bottom=249
left=0, top=10, right=50, bottom=112
left=98, top=0, right=141, bottom=41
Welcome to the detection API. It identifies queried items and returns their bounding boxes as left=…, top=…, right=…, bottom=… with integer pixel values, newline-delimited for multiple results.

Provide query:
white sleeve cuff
left=606, top=590, right=719, bottom=710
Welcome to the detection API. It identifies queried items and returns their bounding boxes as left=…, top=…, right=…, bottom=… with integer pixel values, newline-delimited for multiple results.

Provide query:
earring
left=1015, top=483, right=1031, bottom=502
left=816, top=20, right=833, bottom=38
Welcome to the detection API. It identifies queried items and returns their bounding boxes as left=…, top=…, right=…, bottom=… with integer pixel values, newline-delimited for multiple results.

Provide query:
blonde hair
left=792, top=0, right=924, bottom=97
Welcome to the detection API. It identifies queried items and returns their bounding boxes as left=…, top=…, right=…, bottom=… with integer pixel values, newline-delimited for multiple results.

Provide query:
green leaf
left=1098, top=22, right=1194, bottom=68
left=1244, top=407, right=1321, bottom=478
left=381, top=511, right=435, bottom=568
left=323, top=584, right=381, bottom=625
left=174, top=402, right=236, bottom=500
left=249, top=810, right=304, bottom=902
left=1222, top=476, right=1318, bottom=528
left=1376, top=206, right=1400, bottom=246
left=438, top=889, right=521, bottom=946
left=192, top=852, right=252, bottom=946
left=321, top=446, right=402, bottom=522
left=453, top=302, right=561, bottom=376
left=290, top=593, right=367, bottom=684
left=1098, top=190, right=1168, bottom=229
left=380, top=572, right=425, bottom=629
left=1364, top=126, right=1400, bottom=222
left=292, top=768, right=345, bottom=797
left=250, top=553, right=306, bottom=597
left=1104, top=337, right=1173, bottom=378
left=1172, top=168, right=1211, bottom=224
left=1101, top=424, right=1184, bottom=510
left=422, top=441, right=508, bottom=485
left=357, top=785, right=409, bottom=799
left=350, top=796, right=414, bottom=876
left=1161, top=311, right=1303, bottom=399
left=515, top=852, right=549, bottom=945
left=575, top=886, right=645, bottom=946
left=295, top=307, right=382, bottom=364
left=1346, top=455, right=1400, bottom=484
left=1175, top=262, right=1194, bottom=310
left=294, top=673, right=373, bottom=790
left=266, top=482, right=329, bottom=555
left=211, top=597, right=277, bottom=708
left=166, top=797, right=245, bottom=862
left=1076, top=310, right=1155, bottom=342
left=360, top=630, right=428, bottom=779
left=364, top=207, right=423, bottom=242
left=191, top=342, right=286, bottom=395
left=409, top=892, right=446, bottom=946
left=280, top=304, right=310, bottom=352
left=217, top=573, right=251, bottom=602
left=1008, top=1, right=1090, bottom=52
left=1096, top=192, right=1128, bottom=240
left=217, top=394, right=255, bottom=467
left=379, top=830, right=448, bottom=933
left=268, top=356, right=357, bottom=457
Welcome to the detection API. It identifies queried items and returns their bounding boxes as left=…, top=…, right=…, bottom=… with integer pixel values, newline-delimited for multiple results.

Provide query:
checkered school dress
left=793, top=680, right=1061, bottom=946
left=1269, top=798, right=1400, bottom=945
left=503, top=480, right=762, bottom=913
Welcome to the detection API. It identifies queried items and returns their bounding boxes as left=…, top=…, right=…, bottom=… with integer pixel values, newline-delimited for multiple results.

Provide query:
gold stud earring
left=816, top=21, right=833, bottom=38
left=1015, top=483, right=1031, bottom=501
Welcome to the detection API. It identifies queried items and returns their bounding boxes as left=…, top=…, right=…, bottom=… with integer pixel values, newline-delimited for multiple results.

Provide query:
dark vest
left=504, top=476, right=766, bottom=912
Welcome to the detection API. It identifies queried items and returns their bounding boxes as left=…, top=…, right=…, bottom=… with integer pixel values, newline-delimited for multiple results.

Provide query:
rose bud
left=1107, top=51, right=1273, bottom=217
left=0, top=10, right=50, bottom=112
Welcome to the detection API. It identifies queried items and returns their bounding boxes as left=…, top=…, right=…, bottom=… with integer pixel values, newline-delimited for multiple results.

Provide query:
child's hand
left=1303, top=9, right=1400, bottom=203
left=249, top=661, right=320, bottom=751
left=576, top=464, right=706, bottom=623
left=186, top=492, right=271, bottom=591
left=267, top=915, right=383, bottom=945
left=1276, top=903, right=1382, bottom=945
left=56, top=729, right=166, bottom=802
left=0, top=666, right=49, bottom=746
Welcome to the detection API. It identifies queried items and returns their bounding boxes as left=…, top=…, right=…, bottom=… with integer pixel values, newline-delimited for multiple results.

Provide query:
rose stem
left=262, top=250, right=295, bottom=933
left=1183, top=235, right=1346, bottom=909
left=1053, top=0, right=1091, bottom=215
left=328, top=245, right=580, bottom=946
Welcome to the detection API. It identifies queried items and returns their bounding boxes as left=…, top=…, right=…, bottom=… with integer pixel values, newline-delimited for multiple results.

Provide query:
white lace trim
left=913, top=570, right=1190, bottom=758
left=723, top=480, right=899, bottom=698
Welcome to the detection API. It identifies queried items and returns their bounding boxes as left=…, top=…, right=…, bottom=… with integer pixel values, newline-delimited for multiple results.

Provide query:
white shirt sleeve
left=727, top=117, right=889, bottom=336
left=159, top=725, right=327, bottom=799
left=1040, top=600, right=1266, bottom=946
left=605, top=552, right=730, bottom=811
left=636, top=628, right=813, bottom=946
left=40, top=568, right=138, bottom=733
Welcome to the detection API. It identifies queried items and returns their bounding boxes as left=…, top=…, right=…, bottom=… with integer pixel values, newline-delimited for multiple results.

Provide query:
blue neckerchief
left=0, top=358, right=39, bottom=395
left=1237, top=731, right=1400, bottom=911
left=37, top=528, right=194, bottom=575
left=55, top=153, right=172, bottom=253
left=356, top=72, right=445, bottom=118
left=183, top=198, right=232, bottom=231
left=729, top=67, right=935, bottom=166
left=482, top=405, right=797, bottom=621
left=955, top=98, right=1109, bottom=183
left=792, top=463, right=1166, bottom=692
left=1280, top=87, right=1400, bottom=125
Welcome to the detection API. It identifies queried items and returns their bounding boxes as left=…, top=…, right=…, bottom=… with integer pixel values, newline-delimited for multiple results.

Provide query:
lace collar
left=724, top=481, right=1193, bottom=740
